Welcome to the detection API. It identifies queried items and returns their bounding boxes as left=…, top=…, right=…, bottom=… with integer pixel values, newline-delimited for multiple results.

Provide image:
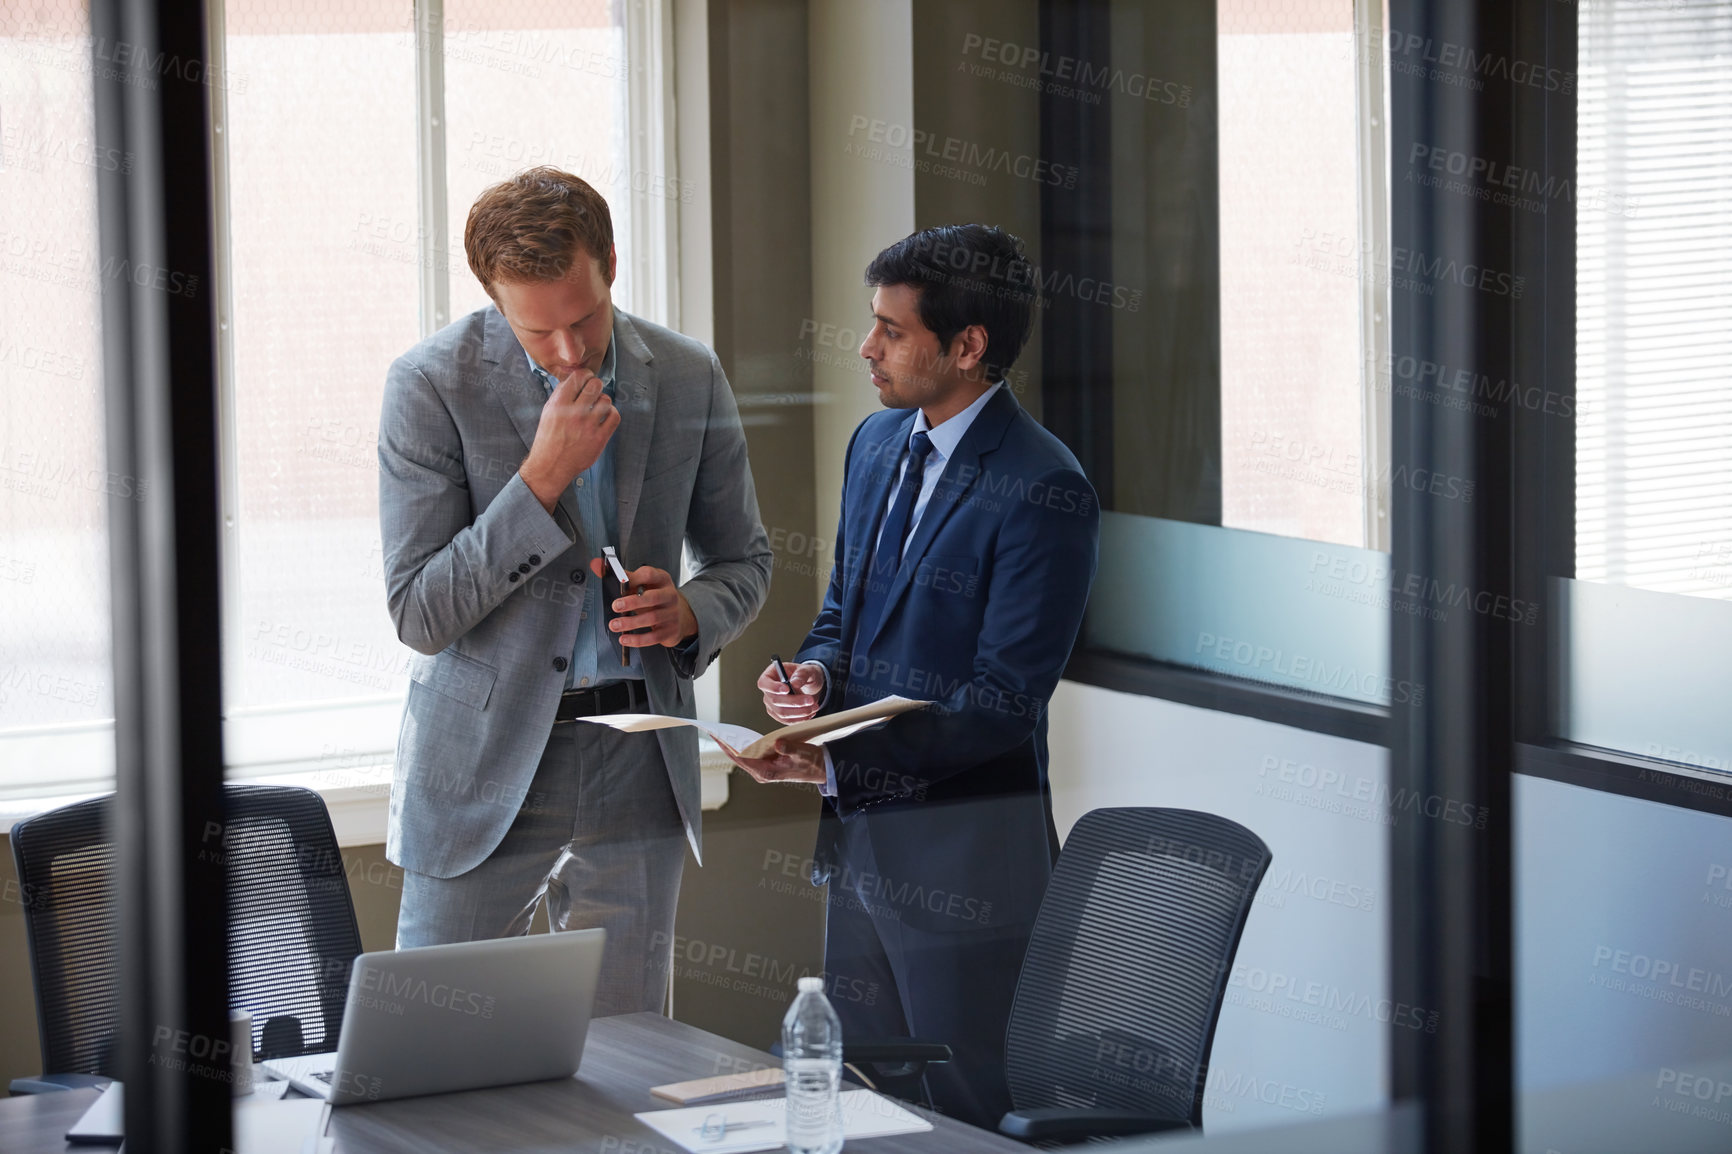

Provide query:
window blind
left=1577, top=0, right=1732, bottom=599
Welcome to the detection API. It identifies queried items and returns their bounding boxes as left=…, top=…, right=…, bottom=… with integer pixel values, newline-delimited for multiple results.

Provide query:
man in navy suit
left=730, top=225, right=1100, bottom=1128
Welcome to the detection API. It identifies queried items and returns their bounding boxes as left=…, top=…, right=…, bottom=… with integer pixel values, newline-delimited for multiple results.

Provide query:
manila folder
left=574, top=695, right=929, bottom=760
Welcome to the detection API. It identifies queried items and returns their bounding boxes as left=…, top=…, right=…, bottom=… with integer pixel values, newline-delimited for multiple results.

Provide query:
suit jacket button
left=508, top=572, right=519, bottom=583
left=553, top=656, right=569, bottom=673
left=528, top=554, right=541, bottom=566
left=518, top=562, right=532, bottom=574
left=571, top=569, right=585, bottom=583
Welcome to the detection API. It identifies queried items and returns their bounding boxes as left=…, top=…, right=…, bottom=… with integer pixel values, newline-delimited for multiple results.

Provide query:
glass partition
left=1088, top=513, right=1392, bottom=705
left=1518, top=2, right=1732, bottom=1150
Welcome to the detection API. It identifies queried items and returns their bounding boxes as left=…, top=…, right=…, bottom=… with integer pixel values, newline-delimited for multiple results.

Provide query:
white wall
left=1516, top=773, right=1732, bottom=1094
left=1047, top=680, right=1390, bottom=1133
left=807, top=0, right=914, bottom=609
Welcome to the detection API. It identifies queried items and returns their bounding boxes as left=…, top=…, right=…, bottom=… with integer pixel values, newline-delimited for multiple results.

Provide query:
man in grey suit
left=378, top=167, right=771, bottom=1013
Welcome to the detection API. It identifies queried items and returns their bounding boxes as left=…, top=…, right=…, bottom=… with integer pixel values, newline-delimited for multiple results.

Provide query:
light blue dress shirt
left=872, top=382, right=1002, bottom=565
left=813, top=382, right=1004, bottom=793
left=525, top=327, right=644, bottom=689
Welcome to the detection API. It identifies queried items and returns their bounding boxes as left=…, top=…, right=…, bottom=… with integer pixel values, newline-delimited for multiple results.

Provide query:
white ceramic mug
left=229, top=1009, right=254, bottom=1096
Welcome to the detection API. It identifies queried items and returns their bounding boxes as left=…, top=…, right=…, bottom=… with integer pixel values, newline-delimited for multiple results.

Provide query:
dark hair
left=864, top=224, right=1035, bottom=381
left=465, top=166, right=614, bottom=295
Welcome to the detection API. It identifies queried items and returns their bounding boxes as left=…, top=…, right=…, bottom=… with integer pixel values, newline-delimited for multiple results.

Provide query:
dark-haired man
left=378, top=167, right=771, bottom=1013
left=730, top=225, right=1100, bottom=1126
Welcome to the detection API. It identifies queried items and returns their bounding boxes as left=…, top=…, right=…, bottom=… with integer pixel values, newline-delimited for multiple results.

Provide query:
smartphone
left=602, top=546, right=643, bottom=665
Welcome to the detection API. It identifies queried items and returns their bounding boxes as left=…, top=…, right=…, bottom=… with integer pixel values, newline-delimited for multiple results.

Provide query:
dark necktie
left=855, top=431, right=935, bottom=644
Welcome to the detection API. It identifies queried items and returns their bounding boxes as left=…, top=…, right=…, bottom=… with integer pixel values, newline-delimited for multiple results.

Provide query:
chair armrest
left=843, top=1040, right=953, bottom=1065
left=9, top=1073, right=115, bottom=1095
left=842, top=1038, right=953, bottom=1103
left=998, top=1108, right=1194, bottom=1142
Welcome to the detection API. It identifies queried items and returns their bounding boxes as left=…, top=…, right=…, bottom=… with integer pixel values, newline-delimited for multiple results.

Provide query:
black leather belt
left=553, top=680, right=647, bottom=723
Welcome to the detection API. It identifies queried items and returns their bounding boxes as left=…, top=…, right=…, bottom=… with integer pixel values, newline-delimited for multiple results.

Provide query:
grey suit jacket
left=379, top=305, right=772, bottom=877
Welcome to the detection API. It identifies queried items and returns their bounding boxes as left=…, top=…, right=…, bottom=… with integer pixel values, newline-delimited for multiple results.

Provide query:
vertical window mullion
left=1356, top=0, right=1393, bottom=553
left=415, top=0, right=449, bottom=338
left=626, top=0, right=680, bottom=328
left=207, top=0, right=245, bottom=727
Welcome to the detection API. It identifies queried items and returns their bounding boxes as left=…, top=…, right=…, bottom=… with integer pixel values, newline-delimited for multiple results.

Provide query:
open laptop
left=262, top=928, right=605, bottom=1105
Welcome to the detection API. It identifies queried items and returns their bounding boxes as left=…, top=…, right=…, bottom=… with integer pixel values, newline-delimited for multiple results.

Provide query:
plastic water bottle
left=782, top=975, right=844, bottom=1154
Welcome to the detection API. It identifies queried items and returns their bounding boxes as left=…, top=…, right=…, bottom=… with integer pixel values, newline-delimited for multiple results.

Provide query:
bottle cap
left=797, top=976, right=824, bottom=993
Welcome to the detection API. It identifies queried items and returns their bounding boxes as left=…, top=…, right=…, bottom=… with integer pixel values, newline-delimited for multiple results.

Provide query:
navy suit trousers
left=823, top=813, right=1033, bottom=1130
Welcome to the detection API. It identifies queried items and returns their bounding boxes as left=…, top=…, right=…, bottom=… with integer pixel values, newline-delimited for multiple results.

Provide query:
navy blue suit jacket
left=796, top=386, right=1100, bottom=935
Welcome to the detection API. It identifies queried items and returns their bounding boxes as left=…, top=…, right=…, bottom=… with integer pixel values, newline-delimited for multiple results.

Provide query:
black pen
left=771, top=654, right=793, bottom=692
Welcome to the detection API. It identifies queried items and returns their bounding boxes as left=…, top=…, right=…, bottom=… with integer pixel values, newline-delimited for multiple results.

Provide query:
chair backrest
left=1003, top=807, right=1271, bottom=1129
left=11, top=784, right=364, bottom=1075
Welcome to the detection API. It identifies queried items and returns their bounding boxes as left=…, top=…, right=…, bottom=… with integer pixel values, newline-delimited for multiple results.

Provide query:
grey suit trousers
left=395, top=717, right=685, bottom=1017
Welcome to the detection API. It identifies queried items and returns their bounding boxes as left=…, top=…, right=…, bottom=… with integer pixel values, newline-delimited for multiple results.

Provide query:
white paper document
left=233, top=1095, right=328, bottom=1154
left=632, top=1089, right=934, bottom=1154
left=63, top=1082, right=320, bottom=1149
left=577, top=695, right=930, bottom=760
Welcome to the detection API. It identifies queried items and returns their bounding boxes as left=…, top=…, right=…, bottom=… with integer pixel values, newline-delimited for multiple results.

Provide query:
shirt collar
left=525, top=318, right=618, bottom=394
left=911, top=381, right=1003, bottom=462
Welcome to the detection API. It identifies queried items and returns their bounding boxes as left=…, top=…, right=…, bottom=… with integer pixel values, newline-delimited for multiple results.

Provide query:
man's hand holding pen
left=757, top=656, right=826, bottom=724
left=721, top=657, right=829, bottom=785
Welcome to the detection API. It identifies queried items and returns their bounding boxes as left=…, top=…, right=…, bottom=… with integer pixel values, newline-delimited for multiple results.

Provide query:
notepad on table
left=650, top=1066, right=785, bottom=1105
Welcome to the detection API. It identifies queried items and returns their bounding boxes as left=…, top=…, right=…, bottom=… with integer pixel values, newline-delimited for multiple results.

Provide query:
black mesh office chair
left=9, top=784, right=364, bottom=1094
left=843, top=806, right=1270, bottom=1142
left=997, top=807, right=1271, bottom=1143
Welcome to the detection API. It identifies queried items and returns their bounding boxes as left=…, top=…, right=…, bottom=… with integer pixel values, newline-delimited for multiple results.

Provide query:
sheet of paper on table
left=232, top=1095, right=329, bottom=1154
left=63, top=1081, right=321, bottom=1150
left=577, top=695, right=930, bottom=760
left=632, top=1088, right=934, bottom=1154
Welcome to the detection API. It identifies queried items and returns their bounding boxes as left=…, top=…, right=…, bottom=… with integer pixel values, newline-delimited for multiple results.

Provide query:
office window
left=223, top=0, right=420, bottom=735
left=1070, top=0, right=1395, bottom=708
left=0, top=4, right=116, bottom=797
left=1561, top=0, right=1732, bottom=773
left=221, top=0, right=644, bottom=781
left=0, top=0, right=663, bottom=800
left=1576, top=0, right=1732, bottom=601
left=1218, top=0, right=1386, bottom=550
left=442, top=0, right=632, bottom=320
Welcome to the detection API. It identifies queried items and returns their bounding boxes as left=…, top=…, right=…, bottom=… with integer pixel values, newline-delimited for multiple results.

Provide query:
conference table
left=0, top=1012, right=1028, bottom=1152
left=13, top=1023, right=1726, bottom=1153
